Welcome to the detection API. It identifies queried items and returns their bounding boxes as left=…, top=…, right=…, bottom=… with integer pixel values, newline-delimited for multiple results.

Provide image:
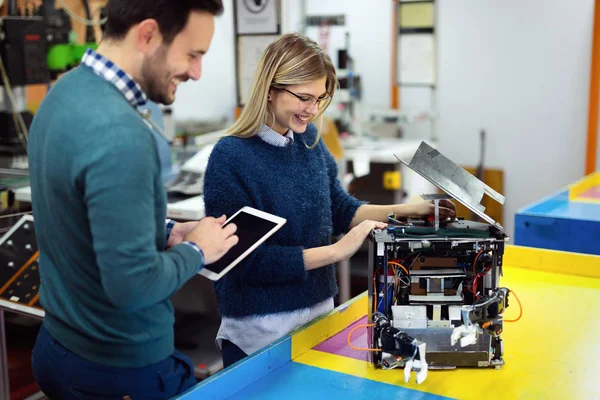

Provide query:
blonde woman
left=203, top=33, right=455, bottom=367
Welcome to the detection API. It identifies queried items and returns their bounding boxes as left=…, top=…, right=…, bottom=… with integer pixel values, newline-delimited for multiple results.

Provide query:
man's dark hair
left=103, top=0, right=223, bottom=44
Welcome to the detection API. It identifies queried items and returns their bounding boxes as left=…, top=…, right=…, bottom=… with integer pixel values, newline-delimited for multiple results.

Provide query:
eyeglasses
left=278, top=88, right=331, bottom=109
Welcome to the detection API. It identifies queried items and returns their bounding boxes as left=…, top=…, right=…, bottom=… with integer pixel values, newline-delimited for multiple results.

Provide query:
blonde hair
left=228, top=33, right=337, bottom=148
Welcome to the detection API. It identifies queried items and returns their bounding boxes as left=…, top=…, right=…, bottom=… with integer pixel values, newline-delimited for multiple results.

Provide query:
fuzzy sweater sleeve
left=317, top=137, right=365, bottom=236
left=203, top=138, right=308, bottom=286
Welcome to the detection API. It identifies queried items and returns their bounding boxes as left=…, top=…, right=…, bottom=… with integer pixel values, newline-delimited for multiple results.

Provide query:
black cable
left=39, top=0, right=55, bottom=16
left=8, top=0, right=17, bottom=16
left=80, top=0, right=96, bottom=43
left=99, top=7, right=106, bottom=34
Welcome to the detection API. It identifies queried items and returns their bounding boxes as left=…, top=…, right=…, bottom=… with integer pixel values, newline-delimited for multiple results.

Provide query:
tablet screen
left=204, top=210, right=279, bottom=274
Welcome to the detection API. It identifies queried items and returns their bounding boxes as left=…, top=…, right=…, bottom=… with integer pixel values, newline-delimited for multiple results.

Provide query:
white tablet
left=198, top=206, right=286, bottom=281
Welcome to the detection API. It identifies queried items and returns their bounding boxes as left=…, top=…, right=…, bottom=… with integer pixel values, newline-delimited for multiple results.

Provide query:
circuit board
left=0, top=214, right=43, bottom=317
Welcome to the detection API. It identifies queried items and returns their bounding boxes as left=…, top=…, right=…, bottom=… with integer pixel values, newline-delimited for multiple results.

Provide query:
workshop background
left=0, top=0, right=599, bottom=399
left=174, top=0, right=595, bottom=239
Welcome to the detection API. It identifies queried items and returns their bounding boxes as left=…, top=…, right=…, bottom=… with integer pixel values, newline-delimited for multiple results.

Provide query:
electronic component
left=0, top=214, right=42, bottom=400
left=372, top=312, right=428, bottom=384
left=0, top=16, right=50, bottom=86
left=0, top=2, right=99, bottom=158
left=451, top=287, right=509, bottom=348
left=367, top=142, right=514, bottom=371
left=0, top=16, right=48, bottom=153
left=0, top=214, right=42, bottom=317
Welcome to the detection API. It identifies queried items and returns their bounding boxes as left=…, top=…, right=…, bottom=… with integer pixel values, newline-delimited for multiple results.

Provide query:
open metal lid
left=396, top=141, right=506, bottom=232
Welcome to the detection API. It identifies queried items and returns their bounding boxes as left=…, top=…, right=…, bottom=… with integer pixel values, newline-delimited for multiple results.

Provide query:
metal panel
left=396, top=141, right=506, bottom=231
left=403, top=327, right=492, bottom=367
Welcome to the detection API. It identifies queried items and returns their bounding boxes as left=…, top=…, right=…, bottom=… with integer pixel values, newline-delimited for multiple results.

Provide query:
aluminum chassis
left=367, top=231, right=508, bottom=369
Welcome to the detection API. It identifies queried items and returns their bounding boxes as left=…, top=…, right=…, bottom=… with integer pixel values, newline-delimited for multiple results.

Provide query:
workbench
left=515, top=171, right=600, bottom=255
left=174, top=245, right=600, bottom=400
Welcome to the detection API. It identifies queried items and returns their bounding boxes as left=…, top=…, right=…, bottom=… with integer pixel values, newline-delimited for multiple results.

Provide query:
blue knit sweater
left=27, top=65, right=203, bottom=368
left=203, top=123, right=363, bottom=317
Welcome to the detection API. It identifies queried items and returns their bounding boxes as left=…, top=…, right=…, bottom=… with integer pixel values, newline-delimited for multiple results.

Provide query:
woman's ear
left=268, top=91, right=272, bottom=101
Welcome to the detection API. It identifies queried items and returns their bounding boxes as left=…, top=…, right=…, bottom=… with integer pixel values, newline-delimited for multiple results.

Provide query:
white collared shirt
left=257, top=124, right=294, bottom=146
left=215, top=124, right=334, bottom=356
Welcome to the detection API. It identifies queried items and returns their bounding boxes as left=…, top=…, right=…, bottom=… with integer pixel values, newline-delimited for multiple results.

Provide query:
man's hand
left=167, top=221, right=198, bottom=248
left=183, top=215, right=239, bottom=265
left=408, top=199, right=456, bottom=218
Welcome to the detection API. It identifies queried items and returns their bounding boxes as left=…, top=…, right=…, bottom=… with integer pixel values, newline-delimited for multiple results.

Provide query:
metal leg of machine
left=336, top=156, right=351, bottom=304
left=338, top=259, right=351, bottom=303
left=0, top=310, right=10, bottom=400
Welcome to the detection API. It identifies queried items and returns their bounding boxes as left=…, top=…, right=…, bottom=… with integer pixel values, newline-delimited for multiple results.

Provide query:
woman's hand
left=333, top=220, right=388, bottom=261
left=407, top=199, right=456, bottom=218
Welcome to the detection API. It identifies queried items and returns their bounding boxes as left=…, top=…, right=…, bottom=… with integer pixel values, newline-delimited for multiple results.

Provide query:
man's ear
left=134, top=19, right=162, bottom=53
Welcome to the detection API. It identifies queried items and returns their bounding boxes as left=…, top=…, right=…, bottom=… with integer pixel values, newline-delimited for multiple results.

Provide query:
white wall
left=437, top=0, right=593, bottom=237
left=285, top=0, right=393, bottom=108
left=172, top=0, right=236, bottom=122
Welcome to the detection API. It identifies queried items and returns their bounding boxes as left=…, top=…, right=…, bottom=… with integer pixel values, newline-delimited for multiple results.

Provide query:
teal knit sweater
left=27, top=65, right=203, bottom=368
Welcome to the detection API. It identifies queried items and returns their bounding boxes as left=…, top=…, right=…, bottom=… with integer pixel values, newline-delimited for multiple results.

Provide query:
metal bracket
left=395, top=142, right=506, bottom=232
left=421, top=193, right=453, bottom=231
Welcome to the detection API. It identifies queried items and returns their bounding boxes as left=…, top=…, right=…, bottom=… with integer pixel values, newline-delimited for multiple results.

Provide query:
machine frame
left=366, top=141, right=511, bottom=375
left=367, top=224, right=508, bottom=369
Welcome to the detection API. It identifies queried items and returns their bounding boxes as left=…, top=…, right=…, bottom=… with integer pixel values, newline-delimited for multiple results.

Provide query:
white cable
left=140, top=112, right=171, bottom=142
left=56, top=0, right=107, bottom=26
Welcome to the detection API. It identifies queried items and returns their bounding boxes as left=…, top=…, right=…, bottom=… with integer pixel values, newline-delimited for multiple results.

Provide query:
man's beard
left=140, top=45, right=174, bottom=105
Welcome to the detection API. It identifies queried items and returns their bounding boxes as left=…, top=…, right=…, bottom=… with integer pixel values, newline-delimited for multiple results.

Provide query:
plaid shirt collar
left=81, top=48, right=147, bottom=108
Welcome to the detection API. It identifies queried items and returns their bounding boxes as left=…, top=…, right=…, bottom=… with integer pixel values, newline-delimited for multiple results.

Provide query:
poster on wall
left=398, top=34, right=435, bottom=85
left=237, top=35, right=279, bottom=105
left=235, top=0, right=279, bottom=34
